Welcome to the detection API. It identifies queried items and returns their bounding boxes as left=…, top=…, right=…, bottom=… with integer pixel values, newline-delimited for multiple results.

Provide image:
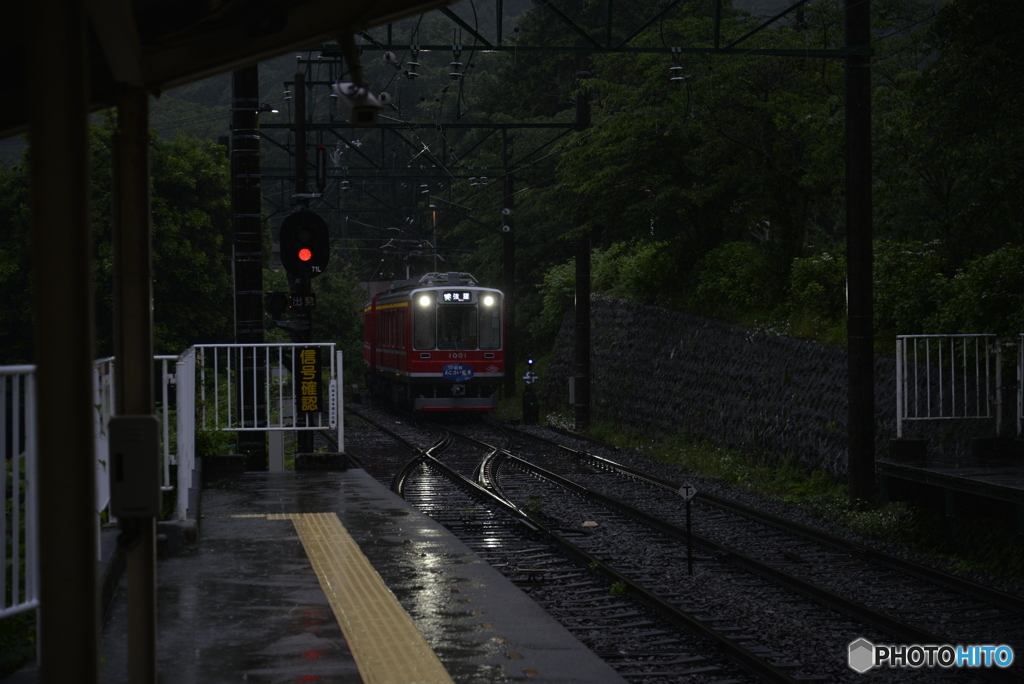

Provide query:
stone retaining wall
left=541, top=299, right=996, bottom=477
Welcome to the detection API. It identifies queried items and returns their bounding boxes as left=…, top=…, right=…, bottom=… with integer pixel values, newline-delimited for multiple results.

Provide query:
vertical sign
left=298, top=347, right=321, bottom=416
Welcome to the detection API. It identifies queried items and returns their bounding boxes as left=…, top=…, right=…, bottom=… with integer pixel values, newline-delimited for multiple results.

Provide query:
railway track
left=348, top=406, right=1020, bottom=682
left=496, top=424, right=1024, bottom=646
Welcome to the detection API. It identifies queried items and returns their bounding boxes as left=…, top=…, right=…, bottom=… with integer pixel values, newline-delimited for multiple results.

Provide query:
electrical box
left=109, top=415, right=161, bottom=518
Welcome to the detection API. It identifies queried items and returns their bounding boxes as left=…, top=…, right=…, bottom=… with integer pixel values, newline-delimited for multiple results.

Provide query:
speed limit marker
left=678, top=482, right=697, bottom=501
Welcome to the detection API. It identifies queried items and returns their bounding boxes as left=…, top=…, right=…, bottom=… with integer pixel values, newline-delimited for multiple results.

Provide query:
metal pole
left=295, top=71, right=307, bottom=197
left=573, top=73, right=593, bottom=431
left=29, top=2, right=99, bottom=681
left=232, top=66, right=266, bottom=468
left=845, top=0, right=874, bottom=505
left=895, top=339, right=903, bottom=439
left=112, top=87, right=157, bottom=684
left=574, top=231, right=591, bottom=431
left=503, top=172, right=516, bottom=399
left=686, top=499, right=693, bottom=576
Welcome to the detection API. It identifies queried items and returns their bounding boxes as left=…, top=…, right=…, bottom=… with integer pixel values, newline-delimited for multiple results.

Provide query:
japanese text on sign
left=298, top=348, right=321, bottom=413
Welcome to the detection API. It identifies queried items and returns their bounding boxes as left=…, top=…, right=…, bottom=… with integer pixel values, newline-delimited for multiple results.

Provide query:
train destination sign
left=441, top=291, right=472, bottom=303
left=443, top=363, right=474, bottom=382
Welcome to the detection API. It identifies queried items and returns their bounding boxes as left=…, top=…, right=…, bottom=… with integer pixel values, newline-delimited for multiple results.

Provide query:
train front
left=407, top=281, right=504, bottom=411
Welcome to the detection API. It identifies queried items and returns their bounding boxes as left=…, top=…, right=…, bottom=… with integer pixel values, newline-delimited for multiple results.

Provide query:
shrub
left=692, top=241, right=779, bottom=316
left=873, top=240, right=949, bottom=337
left=928, top=244, right=1024, bottom=340
left=791, top=251, right=847, bottom=322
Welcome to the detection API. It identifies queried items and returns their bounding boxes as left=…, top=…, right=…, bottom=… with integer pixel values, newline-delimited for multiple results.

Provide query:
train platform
left=98, top=469, right=626, bottom=684
left=879, top=439, right=1024, bottom=508
left=879, top=440, right=1024, bottom=535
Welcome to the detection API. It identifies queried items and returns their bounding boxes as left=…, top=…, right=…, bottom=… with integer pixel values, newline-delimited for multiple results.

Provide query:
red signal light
left=298, top=248, right=313, bottom=262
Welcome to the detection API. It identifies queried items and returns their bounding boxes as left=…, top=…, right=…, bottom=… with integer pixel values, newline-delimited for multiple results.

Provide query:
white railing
left=155, top=356, right=179, bottom=494
left=1, top=366, right=38, bottom=619
left=175, top=348, right=196, bottom=521
left=896, top=335, right=999, bottom=438
left=92, top=357, right=115, bottom=517
left=192, top=344, right=340, bottom=433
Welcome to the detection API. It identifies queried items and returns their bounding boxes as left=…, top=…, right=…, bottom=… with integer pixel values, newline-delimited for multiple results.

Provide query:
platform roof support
left=112, top=87, right=157, bottom=684
left=29, top=1, right=99, bottom=681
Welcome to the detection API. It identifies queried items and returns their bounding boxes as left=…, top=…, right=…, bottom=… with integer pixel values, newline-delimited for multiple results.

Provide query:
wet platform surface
left=100, top=470, right=626, bottom=683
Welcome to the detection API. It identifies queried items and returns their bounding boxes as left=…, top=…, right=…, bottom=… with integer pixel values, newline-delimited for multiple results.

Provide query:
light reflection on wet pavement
left=100, top=470, right=623, bottom=683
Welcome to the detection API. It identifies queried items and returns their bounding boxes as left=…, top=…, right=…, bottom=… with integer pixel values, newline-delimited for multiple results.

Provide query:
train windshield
left=413, top=298, right=436, bottom=349
left=478, top=296, right=501, bottom=350
left=437, top=306, right=478, bottom=350
left=413, top=291, right=502, bottom=350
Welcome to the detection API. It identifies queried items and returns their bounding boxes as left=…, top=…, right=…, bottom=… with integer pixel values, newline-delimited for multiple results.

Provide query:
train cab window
left=413, top=295, right=436, bottom=349
left=478, top=295, right=502, bottom=350
left=437, top=306, right=478, bottom=350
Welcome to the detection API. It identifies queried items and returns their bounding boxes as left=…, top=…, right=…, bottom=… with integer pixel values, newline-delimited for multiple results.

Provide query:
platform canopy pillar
left=28, top=0, right=99, bottom=681
left=112, top=86, right=158, bottom=684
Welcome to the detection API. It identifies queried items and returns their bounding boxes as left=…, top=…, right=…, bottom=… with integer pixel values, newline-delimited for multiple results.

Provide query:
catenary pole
left=232, top=66, right=266, bottom=468
left=573, top=72, right=593, bottom=432
left=503, top=172, right=516, bottom=398
left=845, top=0, right=874, bottom=505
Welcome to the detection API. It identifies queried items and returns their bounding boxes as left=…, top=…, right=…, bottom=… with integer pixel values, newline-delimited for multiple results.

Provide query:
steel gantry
left=257, top=0, right=874, bottom=502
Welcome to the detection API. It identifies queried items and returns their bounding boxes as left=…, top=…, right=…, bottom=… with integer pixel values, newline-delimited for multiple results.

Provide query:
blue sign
left=443, top=363, right=474, bottom=382
left=522, top=371, right=539, bottom=385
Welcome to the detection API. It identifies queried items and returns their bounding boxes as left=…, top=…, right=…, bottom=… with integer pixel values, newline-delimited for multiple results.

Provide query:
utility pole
left=503, top=172, right=516, bottom=398
left=573, top=72, right=593, bottom=432
left=293, top=70, right=315, bottom=455
left=232, top=66, right=266, bottom=469
left=845, top=0, right=874, bottom=506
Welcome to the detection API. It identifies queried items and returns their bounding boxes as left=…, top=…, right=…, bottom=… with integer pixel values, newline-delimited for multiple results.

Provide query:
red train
left=363, top=272, right=505, bottom=411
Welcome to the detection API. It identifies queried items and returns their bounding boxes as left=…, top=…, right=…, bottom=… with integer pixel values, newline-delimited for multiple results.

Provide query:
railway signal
left=522, top=357, right=539, bottom=425
left=280, top=210, right=330, bottom=279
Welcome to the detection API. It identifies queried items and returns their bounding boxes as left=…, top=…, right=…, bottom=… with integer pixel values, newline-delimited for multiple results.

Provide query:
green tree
left=0, top=121, right=234, bottom=362
left=874, top=0, right=1024, bottom=266
left=0, top=160, right=33, bottom=363
left=929, top=244, right=1024, bottom=340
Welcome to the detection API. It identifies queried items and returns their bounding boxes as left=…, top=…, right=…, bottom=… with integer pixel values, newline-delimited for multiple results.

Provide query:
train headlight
left=418, top=295, right=431, bottom=307
left=483, top=295, right=494, bottom=307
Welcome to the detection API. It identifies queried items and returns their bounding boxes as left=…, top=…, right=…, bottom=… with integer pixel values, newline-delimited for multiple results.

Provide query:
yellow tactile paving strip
left=269, top=512, right=456, bottom=684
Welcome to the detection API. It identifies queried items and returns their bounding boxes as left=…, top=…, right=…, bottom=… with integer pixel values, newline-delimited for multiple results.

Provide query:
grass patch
left=587, top=429, right=1024, bottom=579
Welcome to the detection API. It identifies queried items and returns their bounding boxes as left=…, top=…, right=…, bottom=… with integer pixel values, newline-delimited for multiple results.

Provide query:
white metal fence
left=1, top=366, right=38, bottom=619
left=895, top=335, right=1001, bottom=438
left=1, top=343, right=345, bottom=628
left=191, top=343, right=340, bottom=433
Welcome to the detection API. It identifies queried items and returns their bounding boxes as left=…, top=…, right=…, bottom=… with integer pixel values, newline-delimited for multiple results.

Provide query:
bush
left=531, top=241, right=677, bottom=345
left=929, top=244, right=1024, bottom=340
left=873, top=240, right=949, bottom=337
left=791, top=251, right=847, bottom=322
left=691, top=241, right=780, bottom=316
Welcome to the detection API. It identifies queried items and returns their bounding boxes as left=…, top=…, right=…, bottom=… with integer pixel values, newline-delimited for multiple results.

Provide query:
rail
left=895, top=335, right=999, bottom=439
left=0, top=366, right=38, bottom=619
